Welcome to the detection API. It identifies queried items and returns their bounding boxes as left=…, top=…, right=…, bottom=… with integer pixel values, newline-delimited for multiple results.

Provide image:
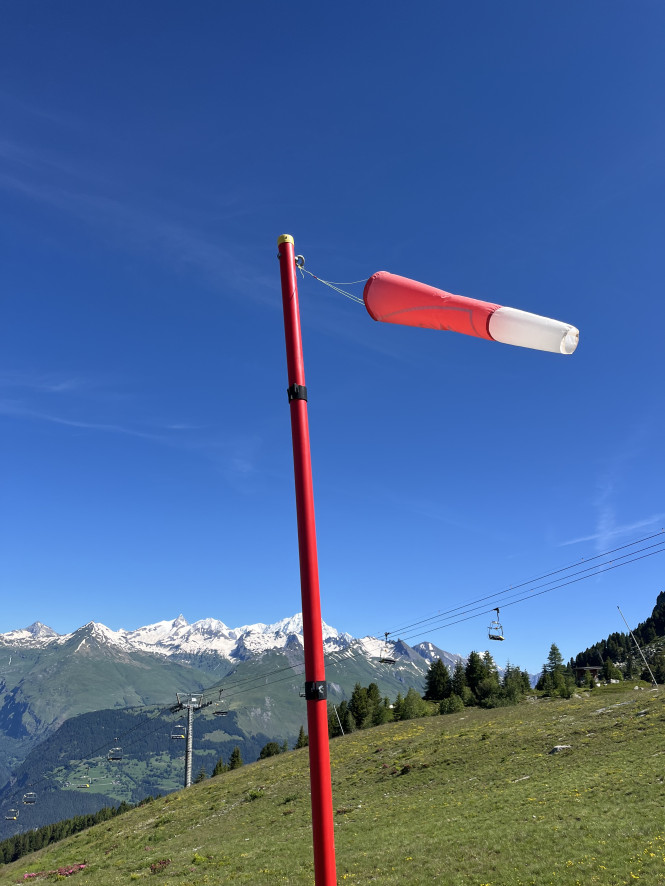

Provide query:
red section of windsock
left=363, top=271, right=500, bottom=341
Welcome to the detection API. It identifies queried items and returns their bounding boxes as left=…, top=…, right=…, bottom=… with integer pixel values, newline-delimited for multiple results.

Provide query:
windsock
left=363, top=272, right=579, bottom=355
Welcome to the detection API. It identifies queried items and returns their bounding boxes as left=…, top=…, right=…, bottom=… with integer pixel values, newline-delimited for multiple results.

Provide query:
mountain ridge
left=0, top=613, right=358, bottom=662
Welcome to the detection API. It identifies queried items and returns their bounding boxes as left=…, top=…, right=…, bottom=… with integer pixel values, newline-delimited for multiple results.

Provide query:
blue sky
left=1, top=2, right=663, bottom=673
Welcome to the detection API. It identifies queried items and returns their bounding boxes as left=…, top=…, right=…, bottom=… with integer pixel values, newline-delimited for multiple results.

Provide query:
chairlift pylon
left=379, top=632, right=397, bottom=665
left=488, top=607, right=505, bottom=642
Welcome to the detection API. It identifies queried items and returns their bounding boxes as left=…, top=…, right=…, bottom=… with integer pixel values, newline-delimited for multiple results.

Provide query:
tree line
left=573, top=590, right=665, bottom=682
left=0, top=796, right=157, bottom=865
left=192, top=726, right=310, bottom=782
left=327, top=653, right=532, bottom=739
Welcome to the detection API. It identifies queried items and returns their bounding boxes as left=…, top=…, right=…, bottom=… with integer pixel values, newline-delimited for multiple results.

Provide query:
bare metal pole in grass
left=186, top=704, right=194, bottom=787
left=617, top=605, right=658, bottom=690
left=171, top=694, right=213, bottom=787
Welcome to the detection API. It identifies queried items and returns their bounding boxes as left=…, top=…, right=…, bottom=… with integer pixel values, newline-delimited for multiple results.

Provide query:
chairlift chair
left=171, top=723, right=187, bottom=740
left=213, top=691, right=229, bottom=716
left=22, top=792, right=37, bottom=805
left=5, top=808, right=19, bottom=820
left=107, top=747, right=123, bottom=762
left=488, top=608, right=505, bottom=641
left=379, top=632, right=397, bottom=665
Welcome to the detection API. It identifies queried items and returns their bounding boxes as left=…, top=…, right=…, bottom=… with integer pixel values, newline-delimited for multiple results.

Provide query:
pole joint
left=287, top=383, right=308, bottom=402
left=304, top=681, right=327, bottom=701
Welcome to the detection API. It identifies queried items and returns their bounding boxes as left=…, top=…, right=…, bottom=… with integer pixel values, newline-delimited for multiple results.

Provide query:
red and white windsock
left=363, top=272, right=579, bottom=355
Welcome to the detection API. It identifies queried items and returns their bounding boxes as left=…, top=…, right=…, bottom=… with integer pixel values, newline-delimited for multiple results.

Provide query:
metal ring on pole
left=295, top=254, right=305, bottom=269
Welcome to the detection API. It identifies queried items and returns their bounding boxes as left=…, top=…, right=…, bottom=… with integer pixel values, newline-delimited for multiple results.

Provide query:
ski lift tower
left=170, top=694, right=212, bottom=787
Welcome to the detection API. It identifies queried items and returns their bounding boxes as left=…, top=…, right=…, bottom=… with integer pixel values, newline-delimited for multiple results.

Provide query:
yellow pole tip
left=277, top=234, right=295, bottom=246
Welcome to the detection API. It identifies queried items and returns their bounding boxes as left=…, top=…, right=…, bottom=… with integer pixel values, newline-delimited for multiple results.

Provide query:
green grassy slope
left=1, top=684, right=663, bottom=886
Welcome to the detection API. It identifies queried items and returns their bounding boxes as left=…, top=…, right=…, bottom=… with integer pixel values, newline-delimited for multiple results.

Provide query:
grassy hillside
left=1, top=683, right=663, bottom=885
left=0, top=644, right=429, bottom=832
left=0, top=640, right=212, bottom=782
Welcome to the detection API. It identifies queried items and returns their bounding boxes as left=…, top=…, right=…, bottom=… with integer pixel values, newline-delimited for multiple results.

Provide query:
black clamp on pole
left=287, top=383, right=308, bottom=402
left=304, top=681, right=327, bottom=701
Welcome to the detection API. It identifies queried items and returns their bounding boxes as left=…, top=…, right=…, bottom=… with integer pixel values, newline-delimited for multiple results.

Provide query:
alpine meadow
left=2, top=2, right=664, bottom=885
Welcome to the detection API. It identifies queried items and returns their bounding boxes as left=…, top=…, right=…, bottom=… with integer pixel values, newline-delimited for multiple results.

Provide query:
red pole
left=277, top=234, right=337, bottom=885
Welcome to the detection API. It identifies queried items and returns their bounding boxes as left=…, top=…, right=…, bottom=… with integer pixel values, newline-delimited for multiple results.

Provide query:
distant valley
left=0, top=613, right=463, bottom=835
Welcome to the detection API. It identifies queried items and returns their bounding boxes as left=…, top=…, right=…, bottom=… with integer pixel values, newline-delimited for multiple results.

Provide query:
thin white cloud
left=559, top=513, right=665, bottom=547
left=0, top=399, right=262, bottom=487
left=0, top=371, right=92, bottom=394
left=559, top=424, right=658, bottom=551
left=0, top=140, right=270, bottom=302
left=0, top=401, right=163, bottom=441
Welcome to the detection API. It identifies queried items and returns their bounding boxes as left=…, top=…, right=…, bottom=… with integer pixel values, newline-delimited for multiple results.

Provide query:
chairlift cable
left=383, top=530, right=665, bottom=637
left=391, top=538, right=665, bottom=642
left=395, top=545, right=665, bottom=645
left=9, top=533, right=662, bottom=807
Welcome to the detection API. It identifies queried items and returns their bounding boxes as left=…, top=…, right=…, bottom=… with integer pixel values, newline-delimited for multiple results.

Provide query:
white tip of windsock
left=488, top=306, right=579, bottom=355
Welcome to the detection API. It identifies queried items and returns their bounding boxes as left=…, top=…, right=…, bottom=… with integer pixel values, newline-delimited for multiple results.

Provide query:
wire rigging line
left=295, top=257, right=367, bottom=305
left=382, top=530, right=665, bottom=639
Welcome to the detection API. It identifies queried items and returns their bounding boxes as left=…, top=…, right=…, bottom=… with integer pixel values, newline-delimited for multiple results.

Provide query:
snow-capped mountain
left=412, top=641, right=464, bottom=671
left=0, top=613, right=356, bottom=662
left=0, top=621, right=59, bottom=645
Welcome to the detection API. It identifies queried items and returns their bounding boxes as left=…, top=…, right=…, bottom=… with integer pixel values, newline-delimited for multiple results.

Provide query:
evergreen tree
left=537, top=642, right=573, bottom=696
left=328, top=700, right=355, bottom=737
left=328, top=704, right=341, bottom=738
left=482, top=651, right=498, bottom=680
left=546, top=643, right=564, bottom=674
left=194, top=766, right=207, bottom=783
left=212, top=757, right=228, bottom=776
left=451, top=660, right=467, bottom=697
left=651, top=651, right=665, bottom=684
left=341, top=706, right=356, bottom=734
left=502, top=664, right=527, bottom=703
left=439, top=694, right=465, bottom=714
left=295, top=725, right=308, bottom=748
left=602, top=657, right=622, bottom=682
left=392, top=691, right=405, bottom=720
left=365, top=683, right=382, bottom=728
left=228, top=746, right=243, bottom=769
left=537, top=671, right=554, bottom=695
left=259, top=742, right=282, bottom=760
left=465, top=651, right=488, bottom=698
left=349, top=683, right=370, bottom=728
left=397, top=687, right=428, bottom=720
left=475, top=652, right=500, bottom=705
left=372, top=697, right=394, bottom=726
left=424, top=659, right=451, bottom=701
